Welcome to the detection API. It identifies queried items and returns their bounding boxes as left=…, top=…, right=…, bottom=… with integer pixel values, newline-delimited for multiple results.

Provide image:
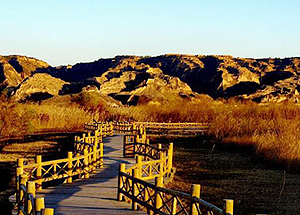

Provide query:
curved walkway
left=37, top=134, right=145, bottom=215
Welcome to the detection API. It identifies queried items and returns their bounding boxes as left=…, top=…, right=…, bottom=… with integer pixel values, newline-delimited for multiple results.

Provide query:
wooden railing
left=134, top=122, right=210, bottom=129
left=134, top=122, right=210, bottom=135
left=85, top=121, right=114, bottom=136
left=118, top=171, right=231, bottom=215
left=17, top=175, right=53, bottom=215
left=14, top=123, right=112, bottom=215
left=14, top=120, right=234, bottom=215
left=109, top=121, right=234, bottom=215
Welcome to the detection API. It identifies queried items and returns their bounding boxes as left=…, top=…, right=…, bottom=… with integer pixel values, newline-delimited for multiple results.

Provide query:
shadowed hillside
left=1, top=54, right=300, bottom=104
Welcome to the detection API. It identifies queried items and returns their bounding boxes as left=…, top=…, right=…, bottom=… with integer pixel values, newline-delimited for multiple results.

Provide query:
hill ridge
left=1, top=54, right=300, bottom=104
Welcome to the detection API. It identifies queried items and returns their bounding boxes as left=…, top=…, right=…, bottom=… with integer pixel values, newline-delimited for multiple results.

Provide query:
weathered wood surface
left=37, top=134, right=145, bottom=215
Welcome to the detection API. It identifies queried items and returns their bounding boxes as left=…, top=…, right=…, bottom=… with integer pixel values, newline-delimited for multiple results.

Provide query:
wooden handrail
left=15, top=123, right=112, bottom=215
left=118, top=171, right=225, bottom=215
left=14, top=120, right=233, bottom=215
left=112, top=120, right=234, bottom=215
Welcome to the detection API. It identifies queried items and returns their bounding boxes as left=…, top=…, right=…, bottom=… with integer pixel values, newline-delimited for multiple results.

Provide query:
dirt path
left=166, top=137, right=300, bottom=215
left=0, top=132, right=79, bottom=215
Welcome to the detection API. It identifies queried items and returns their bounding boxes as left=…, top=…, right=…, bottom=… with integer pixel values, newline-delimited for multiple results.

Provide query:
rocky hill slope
left=0, top=55, right=49, bottom=91
left=1, top=54, right=300, bottom=104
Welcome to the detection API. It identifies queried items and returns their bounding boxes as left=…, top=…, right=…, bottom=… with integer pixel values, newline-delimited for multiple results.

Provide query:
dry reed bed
left=112, top=101, right=300, bottom=167
left=0, top=103, right=94, bottom=138
left=1, top=99, right=300, bottom=167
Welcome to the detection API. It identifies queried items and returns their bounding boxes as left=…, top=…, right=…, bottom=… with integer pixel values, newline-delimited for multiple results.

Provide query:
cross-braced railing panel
left=74, top=140, right=94, bottom=155
left=40, top=159, right=69, bottom=182
left=114, top=120, right=234, bottom=215
left=71, top=155, right=86, bottom=176
left=134, top=143, right=166, bottom=160
left=118, top=171, right=223, bottom=215
left=139, top=160, right=161, bottom=180
left=22, top=164, right=38, bottom=181
left=124, top=135, right=135, bottom=158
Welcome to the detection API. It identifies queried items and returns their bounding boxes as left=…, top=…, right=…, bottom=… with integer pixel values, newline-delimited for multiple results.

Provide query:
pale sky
left=0, top=0, right=299, bottom=66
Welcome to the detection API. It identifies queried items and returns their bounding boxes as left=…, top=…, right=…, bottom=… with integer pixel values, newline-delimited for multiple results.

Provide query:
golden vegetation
left=0, top=92, right=117, bottom=138
left=111, top=100, right=300, bottom=167
left=1, top=94, right=300, bottom=168
left=0, top=103, right=90, bottom=138
left=209, top=101, right=300, bottom=167
left=0, top=103, right=92, bottom=137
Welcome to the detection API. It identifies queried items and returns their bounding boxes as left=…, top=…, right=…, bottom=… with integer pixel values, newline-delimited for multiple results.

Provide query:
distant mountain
left=1, top=54, right=300, bottom=104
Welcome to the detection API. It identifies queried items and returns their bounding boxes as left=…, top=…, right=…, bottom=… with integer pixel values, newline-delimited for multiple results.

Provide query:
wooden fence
left=88, top=121, right=209, bottom=135
left=14, top=123, right=112, bottom=215
left=89, top=121, right=235, bottom=215
left=134, top=122, right=210, bottom=135
left=14, top=120, right=235, bottom=215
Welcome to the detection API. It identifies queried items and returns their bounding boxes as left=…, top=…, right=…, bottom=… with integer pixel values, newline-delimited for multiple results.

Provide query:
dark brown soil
left=157, top=136, right=300, bottom=215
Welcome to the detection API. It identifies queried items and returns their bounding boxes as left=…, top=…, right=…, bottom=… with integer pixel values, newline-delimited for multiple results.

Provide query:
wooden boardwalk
left=37, top=134, right=146, bottom=215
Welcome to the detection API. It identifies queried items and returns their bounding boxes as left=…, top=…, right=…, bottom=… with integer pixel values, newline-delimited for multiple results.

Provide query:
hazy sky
left=1, top=0, right=299, bottom=66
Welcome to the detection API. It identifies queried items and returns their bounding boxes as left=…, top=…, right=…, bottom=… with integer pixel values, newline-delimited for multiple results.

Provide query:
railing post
left=93, top=144, right=97, bottom=170
left=17, top=158, right=24, bottom=171
left=27, top=181, right=35, bottom=214
left=74, top=136, right=79, bottom=151
left=17, top=158, right=24, bottom=204
left=136, top=155, right=143, bottom=178
left=94, top=132, right=99, bottom=146
left=35, top=197, right=45, bottom=214
left=84, top=148, right=89, bottom=179
left=19, top=174, right=27, bottom=215
left=172, top=197, right=177, bottom=215
left=99, top=126, right=103, bottom=136
left=144, top=139, right=150, bottom=161
left=132, top=168, right=140, bottom=211
left=100, top=141, right=104, bottom=168
left=168, top=143, right=173, bottom=173
left=43, top=208, right=54, bottom=215
left=159, top=151, right=164, bottom=177
left=36, top=155, right=42, bottom=191
left=133, top=122, right=136, bottom=131
left=94, top=141, right=99, bottom=167
left=117, top=163, right=126, bottom=201
left=67, top=151, right=73, bottom=183
left=134, top=138, right=137, bottom=156
left=223, top=199, right=234, bottom=215
left=89, top=147, right=93, bottom=170
left=144, top=183, right=150, bottom=214
left=155, top=176, right=163, bottom=215
left=191, top=184, right=201, bottom=215
left=110, top=122, right=114, bottom=136
left=16, top=167, right=23, bottom=202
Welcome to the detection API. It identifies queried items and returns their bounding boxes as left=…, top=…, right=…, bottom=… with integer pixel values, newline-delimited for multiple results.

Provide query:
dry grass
left=28, top=104, right=93, bottom=132
left=1, top=95, right=300, bottom=167
left=0, top=102, right=94, bottom=138
left=112, top=100, right=300, bottom=167
left=208, top=101, right=300, bottom=167
left=0, top=92, right=118, bottom=138
left=111, top=100, right=215, bottom=122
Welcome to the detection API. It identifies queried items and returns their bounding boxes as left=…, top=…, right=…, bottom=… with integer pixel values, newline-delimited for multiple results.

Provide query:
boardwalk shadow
left=40, top=134, right=138, bottom=214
